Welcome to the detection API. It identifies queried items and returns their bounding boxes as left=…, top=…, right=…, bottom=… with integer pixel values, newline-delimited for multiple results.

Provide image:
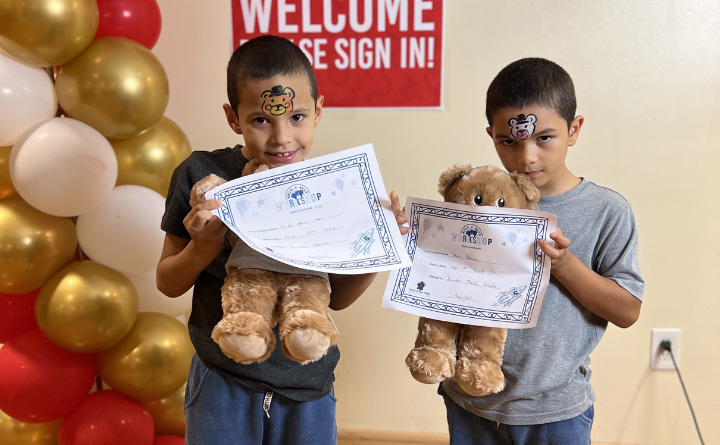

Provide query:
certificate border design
left=213, top=153, right=404, bottom=271
left=389, top=203, right=550, bottom=325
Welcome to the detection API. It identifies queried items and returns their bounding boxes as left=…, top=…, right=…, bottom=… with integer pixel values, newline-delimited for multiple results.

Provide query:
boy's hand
left=390, top=191, right=409, bottom=235
left=183, top=199, right=228, bottom=259
left=539, top=227, right=573, bottom=272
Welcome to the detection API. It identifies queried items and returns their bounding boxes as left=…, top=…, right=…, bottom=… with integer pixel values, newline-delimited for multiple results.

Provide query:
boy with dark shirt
left=157, top=35, right=405, bottom=445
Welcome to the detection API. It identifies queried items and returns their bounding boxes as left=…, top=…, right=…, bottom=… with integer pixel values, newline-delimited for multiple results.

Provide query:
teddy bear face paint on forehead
left=261, top=85, right=295, bottom=116
left=508, top=114, right=537, bottom=140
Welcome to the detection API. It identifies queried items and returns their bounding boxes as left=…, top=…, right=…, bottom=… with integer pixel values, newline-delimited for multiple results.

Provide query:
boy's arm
left=328, top=191, right=409, bottom=311
left=157, top=200, right=228, bottom=298
left=540, top=229, right=641, bottom=328
left=328, top=273, right=377, bottom=310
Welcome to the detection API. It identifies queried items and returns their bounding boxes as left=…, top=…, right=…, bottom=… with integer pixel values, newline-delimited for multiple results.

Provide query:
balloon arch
left=0, top=1, right=192, bottom=443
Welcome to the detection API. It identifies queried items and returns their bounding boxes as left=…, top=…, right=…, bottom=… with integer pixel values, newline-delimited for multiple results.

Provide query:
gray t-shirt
left=442, top=179, right=644, bottom=425
left=226, top=236, right=328, bottom=281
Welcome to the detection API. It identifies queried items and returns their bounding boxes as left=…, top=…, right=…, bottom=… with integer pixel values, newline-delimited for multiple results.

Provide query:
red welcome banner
left=231, top=0, right=444, bottom=108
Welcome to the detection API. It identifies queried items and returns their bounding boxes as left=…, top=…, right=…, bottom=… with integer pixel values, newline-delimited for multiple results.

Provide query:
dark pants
left=185, top=355, right=337, bottom=445
left=439, top=385, right=593, bottom=445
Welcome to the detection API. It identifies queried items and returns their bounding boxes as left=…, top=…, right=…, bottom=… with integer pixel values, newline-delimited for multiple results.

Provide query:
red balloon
left=95, top=0, right=162, bottom=49
left=0, top=289, right=40, bottom=343
left=0, top=329, right=96, bottom=423
left=59, top=390, right=155, bottom=445
left=154, top=436, right=184, bottom=445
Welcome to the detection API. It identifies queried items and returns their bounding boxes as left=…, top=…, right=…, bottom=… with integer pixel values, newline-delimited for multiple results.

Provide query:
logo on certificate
left=460, top=224, right=492, bottom=245
left=277, top=184, right=322, bottom=211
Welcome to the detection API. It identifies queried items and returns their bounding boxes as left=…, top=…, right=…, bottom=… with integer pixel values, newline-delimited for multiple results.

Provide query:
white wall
left=153, top=1, right=720, bottom=443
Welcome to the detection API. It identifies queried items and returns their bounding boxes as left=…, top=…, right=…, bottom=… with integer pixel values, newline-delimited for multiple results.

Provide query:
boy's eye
left=496, top=198, right=505, bottom=207
left=291, top=114, right=305, bottom=122
left=253, top=117, right=268, bottom=124
left=472, top=195, right=482, bottom=206
left=500, top=140, right=514, bottom=146
left=538, top=135, right=551, bottom=142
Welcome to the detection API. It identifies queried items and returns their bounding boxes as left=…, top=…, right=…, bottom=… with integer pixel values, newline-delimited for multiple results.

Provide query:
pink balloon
left=95, top=0, right=162, bottom=49
left=153, top=436, right=185, bottom=445
left=0, top=289, right=40, bottom=343
left=59, top=390, right=155, bottom=445
left=0, top=329, right=97, bottom=423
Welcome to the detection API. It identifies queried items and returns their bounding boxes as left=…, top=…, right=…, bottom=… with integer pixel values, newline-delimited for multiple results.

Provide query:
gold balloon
left=145, top=383, right=186, bottom=437
left=112, top=117, right=192, bottom=197
left=0, top=196, right=77, bottom=294
left=36, top=261, right=139, bottom=353
left=55, top=37, right=169, bottom=139
left=0, top=145, right=17, bottom=199
left=97, top=312, right=194, bottom=402
left=0, top=0, right=98, bottom=67
left=0, top=409, right=61, bottom=445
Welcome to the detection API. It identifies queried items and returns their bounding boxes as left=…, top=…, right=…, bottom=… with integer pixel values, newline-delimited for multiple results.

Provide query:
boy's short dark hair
left=227, top=35, right=318, bottom=114
left=486, top=58, right=576, bottom=129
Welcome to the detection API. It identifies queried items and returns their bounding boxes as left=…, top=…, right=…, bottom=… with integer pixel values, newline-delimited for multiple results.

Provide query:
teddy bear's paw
left=454, top=358, right=505, bottom=397
left=211, top=312, right=275, bottom=364
left=283, top=329, right=331, bottom=364
left=189, top=174, right=227, bottom=207
left=217, top=334, right=269, bottom=364
left=406, top=347, right=456, bottom=384
left=280, top=310, right=338, bottom=364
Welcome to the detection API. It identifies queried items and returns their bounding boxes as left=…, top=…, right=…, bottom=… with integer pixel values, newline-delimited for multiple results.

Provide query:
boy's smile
left=224, top=74, right=323, bottom=168
left=487, top=106, right=583, bottom=196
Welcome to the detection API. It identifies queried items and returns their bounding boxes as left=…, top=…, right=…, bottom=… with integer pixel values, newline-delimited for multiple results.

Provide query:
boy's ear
left=510, top=172, right=540, bottom=208
left=568, top=115, right=584, bottom=146
left=486, top=127, right=493, bottom=138
left=438, top=164, right=473, bottom=198
left=223, top=103, right=243, bottom=135
left=313, top=95, right=324, bottom=127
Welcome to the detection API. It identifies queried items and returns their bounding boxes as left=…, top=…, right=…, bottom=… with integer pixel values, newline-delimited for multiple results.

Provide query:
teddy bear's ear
left=510, top=172, right=541, bottom=208
left=438, top=164, right=474, bottom=197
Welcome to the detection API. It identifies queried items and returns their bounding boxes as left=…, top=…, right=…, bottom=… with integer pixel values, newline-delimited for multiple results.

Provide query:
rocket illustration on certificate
left=205, top=144, right=411, bottom=274
left=382, top=197, right=557, bottom=328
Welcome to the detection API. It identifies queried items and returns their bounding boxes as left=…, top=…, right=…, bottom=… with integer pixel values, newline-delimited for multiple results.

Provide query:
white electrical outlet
left=650, top=329, right=681, bottom=370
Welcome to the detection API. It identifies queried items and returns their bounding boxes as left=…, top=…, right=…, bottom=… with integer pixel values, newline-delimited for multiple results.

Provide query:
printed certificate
left=206, top=144, right=411, bottom=274
left=382, top=197, right=557, bottom=328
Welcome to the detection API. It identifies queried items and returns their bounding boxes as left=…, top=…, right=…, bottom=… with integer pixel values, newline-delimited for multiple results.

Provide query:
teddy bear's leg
left=211, top=268, right=278, bottom=364
left=454, top=326, right=507, bottom=397
left=406, top=318, right=461, bottom=384
left=276, top=274, right=337, bottom=364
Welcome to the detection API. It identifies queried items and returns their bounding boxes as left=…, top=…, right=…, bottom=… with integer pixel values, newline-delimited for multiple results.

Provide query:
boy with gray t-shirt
left=438, top=58, right=644, bottom=444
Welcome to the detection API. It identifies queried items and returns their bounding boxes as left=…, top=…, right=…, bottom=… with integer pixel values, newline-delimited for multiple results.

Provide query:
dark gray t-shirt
left=161, top=146, right=340, bottom=402
left=443, top=179, right=644, bottom=424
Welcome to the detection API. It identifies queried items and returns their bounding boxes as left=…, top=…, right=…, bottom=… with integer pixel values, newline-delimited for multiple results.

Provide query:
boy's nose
left=517, top=146, right=538, bottom=166
left=270, top=123, right=291, bottom=146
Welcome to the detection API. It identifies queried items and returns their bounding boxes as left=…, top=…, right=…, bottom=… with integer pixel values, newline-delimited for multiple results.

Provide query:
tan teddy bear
left=406, top=164, right=540, bottom=396
left=189, top=158, right=337, bottom=365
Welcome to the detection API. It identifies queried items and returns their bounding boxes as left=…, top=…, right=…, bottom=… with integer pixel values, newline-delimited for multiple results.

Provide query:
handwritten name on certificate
left=206, top=144, right=411, bottom=274
left=382, top=197, right=557, bottom=328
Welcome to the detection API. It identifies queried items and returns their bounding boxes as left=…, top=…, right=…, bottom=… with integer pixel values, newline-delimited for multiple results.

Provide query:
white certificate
left=382, top=197, right=557, bottom=328
left=207, top=144, right=411, bottom=274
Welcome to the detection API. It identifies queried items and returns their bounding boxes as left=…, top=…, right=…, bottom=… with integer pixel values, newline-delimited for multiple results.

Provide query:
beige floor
left=337, top=430, right=620, bottom=445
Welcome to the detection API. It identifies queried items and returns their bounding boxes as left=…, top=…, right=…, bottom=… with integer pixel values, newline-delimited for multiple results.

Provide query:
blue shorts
left=185, top=355, right=337, bottom=445
left=439, top=385, right=593, bottom=445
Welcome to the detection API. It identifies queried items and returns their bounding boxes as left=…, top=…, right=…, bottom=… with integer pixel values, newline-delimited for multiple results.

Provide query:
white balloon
left=0, top=49, right=58, bottom=146
left=9, top=118, right=118, bottom=216
left=127, top=269, right=193, bottom=318
left=77, top=185, right=166, bottom=275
